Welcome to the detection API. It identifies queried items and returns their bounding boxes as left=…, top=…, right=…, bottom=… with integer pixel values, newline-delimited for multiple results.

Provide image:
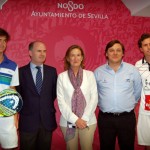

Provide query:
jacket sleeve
left=57, top=74, right=78, bottom=124
left=52, top=68, right=57, bottom=101
left=81, top=72, right=98, bottom=123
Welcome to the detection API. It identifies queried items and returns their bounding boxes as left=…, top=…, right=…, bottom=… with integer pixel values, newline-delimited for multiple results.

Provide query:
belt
left=100, top=109, right=134, bottom=117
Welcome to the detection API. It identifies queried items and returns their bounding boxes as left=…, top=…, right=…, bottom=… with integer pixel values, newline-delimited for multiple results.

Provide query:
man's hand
left=14, top=113, right=19, bottom=129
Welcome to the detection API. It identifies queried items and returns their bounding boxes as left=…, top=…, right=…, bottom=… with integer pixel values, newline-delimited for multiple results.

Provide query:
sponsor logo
left=57, top=1, right=84, bottom=12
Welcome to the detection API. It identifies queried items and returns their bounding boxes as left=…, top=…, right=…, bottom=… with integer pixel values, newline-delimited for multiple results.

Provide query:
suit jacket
left=17, top=63, right=57, bottom=132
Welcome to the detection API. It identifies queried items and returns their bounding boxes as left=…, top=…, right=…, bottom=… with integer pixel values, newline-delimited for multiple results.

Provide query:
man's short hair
left=105, top=40, right=125, bottom=54
left=138, top=33, right=150, bottom=48
left=0, top=28, right=10, bottom=41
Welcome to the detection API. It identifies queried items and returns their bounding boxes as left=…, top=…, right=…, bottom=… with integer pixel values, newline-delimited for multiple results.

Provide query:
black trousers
left=20, top=124, right=53, bottom=150
left=98, top=110, right=136, bottom=150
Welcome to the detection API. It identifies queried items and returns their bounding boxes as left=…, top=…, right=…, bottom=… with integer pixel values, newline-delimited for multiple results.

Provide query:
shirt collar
left=142, top=57, right=149, bottom=64
left=142, top=57, right=150, bottom=71
left=1, top=54, right=9, bottom=64
left=30, top=62, right=43, bottom=70
left=106, top=61, right=124, bottom=70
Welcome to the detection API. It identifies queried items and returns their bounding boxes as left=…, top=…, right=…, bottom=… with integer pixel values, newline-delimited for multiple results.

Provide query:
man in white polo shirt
left=135, top=33, right=150, bottom=150
left=0, top=28, right=19, bottom=150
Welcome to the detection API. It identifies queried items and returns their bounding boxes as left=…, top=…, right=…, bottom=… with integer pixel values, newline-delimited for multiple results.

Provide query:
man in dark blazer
left=16, top=41, right=57, bottom=150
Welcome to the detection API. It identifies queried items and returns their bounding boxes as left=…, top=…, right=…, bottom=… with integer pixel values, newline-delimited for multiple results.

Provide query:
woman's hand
left=75, top=118, right=87, bottom=129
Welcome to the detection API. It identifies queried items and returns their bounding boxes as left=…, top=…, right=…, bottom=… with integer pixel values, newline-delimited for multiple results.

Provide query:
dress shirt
left=94, top=61, right=142, bottom=113
left=30, top=62, right=43, bottom=83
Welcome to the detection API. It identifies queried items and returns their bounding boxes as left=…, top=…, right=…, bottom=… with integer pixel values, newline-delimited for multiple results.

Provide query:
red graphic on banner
left=145, top=95, right=150, bottom=111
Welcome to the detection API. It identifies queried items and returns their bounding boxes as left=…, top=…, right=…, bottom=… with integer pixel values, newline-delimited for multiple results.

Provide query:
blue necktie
left=36, top=66, right=42, bottom=94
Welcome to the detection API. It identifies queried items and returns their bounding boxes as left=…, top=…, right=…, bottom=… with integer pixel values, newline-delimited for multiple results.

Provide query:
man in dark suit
left=16, top=41, right=57, bottom=150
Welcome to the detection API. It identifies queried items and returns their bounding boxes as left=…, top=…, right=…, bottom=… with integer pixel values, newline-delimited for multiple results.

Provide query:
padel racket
left=0, top=89, right=23, bottom=117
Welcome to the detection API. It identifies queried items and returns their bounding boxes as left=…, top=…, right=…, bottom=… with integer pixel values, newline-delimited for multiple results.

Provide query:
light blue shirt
left=30, top=62, right=43, bottom=84
left=94, top=61, right=142, bottom=113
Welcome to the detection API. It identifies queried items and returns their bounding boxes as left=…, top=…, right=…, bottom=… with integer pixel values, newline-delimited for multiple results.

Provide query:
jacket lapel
left=26, top=63, right=38, bottom=93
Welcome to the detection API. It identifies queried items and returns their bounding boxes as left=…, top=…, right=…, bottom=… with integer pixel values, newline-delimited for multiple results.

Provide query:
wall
left=0, top=0, right=150, bottom=149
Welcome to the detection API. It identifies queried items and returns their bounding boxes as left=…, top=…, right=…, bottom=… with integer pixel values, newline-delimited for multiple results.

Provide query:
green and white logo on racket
left=0, top=89, right=23, bottom=117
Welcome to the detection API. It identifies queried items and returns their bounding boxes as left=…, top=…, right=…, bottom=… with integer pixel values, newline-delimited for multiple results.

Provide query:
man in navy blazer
left=16, top=41, right=57, bottom=150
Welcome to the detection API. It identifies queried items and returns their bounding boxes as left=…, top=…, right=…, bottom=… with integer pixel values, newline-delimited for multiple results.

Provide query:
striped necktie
left=36, top=66, right=42, bottom=94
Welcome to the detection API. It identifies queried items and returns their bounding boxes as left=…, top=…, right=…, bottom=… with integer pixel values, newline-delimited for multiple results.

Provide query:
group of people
left=0, top=27, right=150, bottom=150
